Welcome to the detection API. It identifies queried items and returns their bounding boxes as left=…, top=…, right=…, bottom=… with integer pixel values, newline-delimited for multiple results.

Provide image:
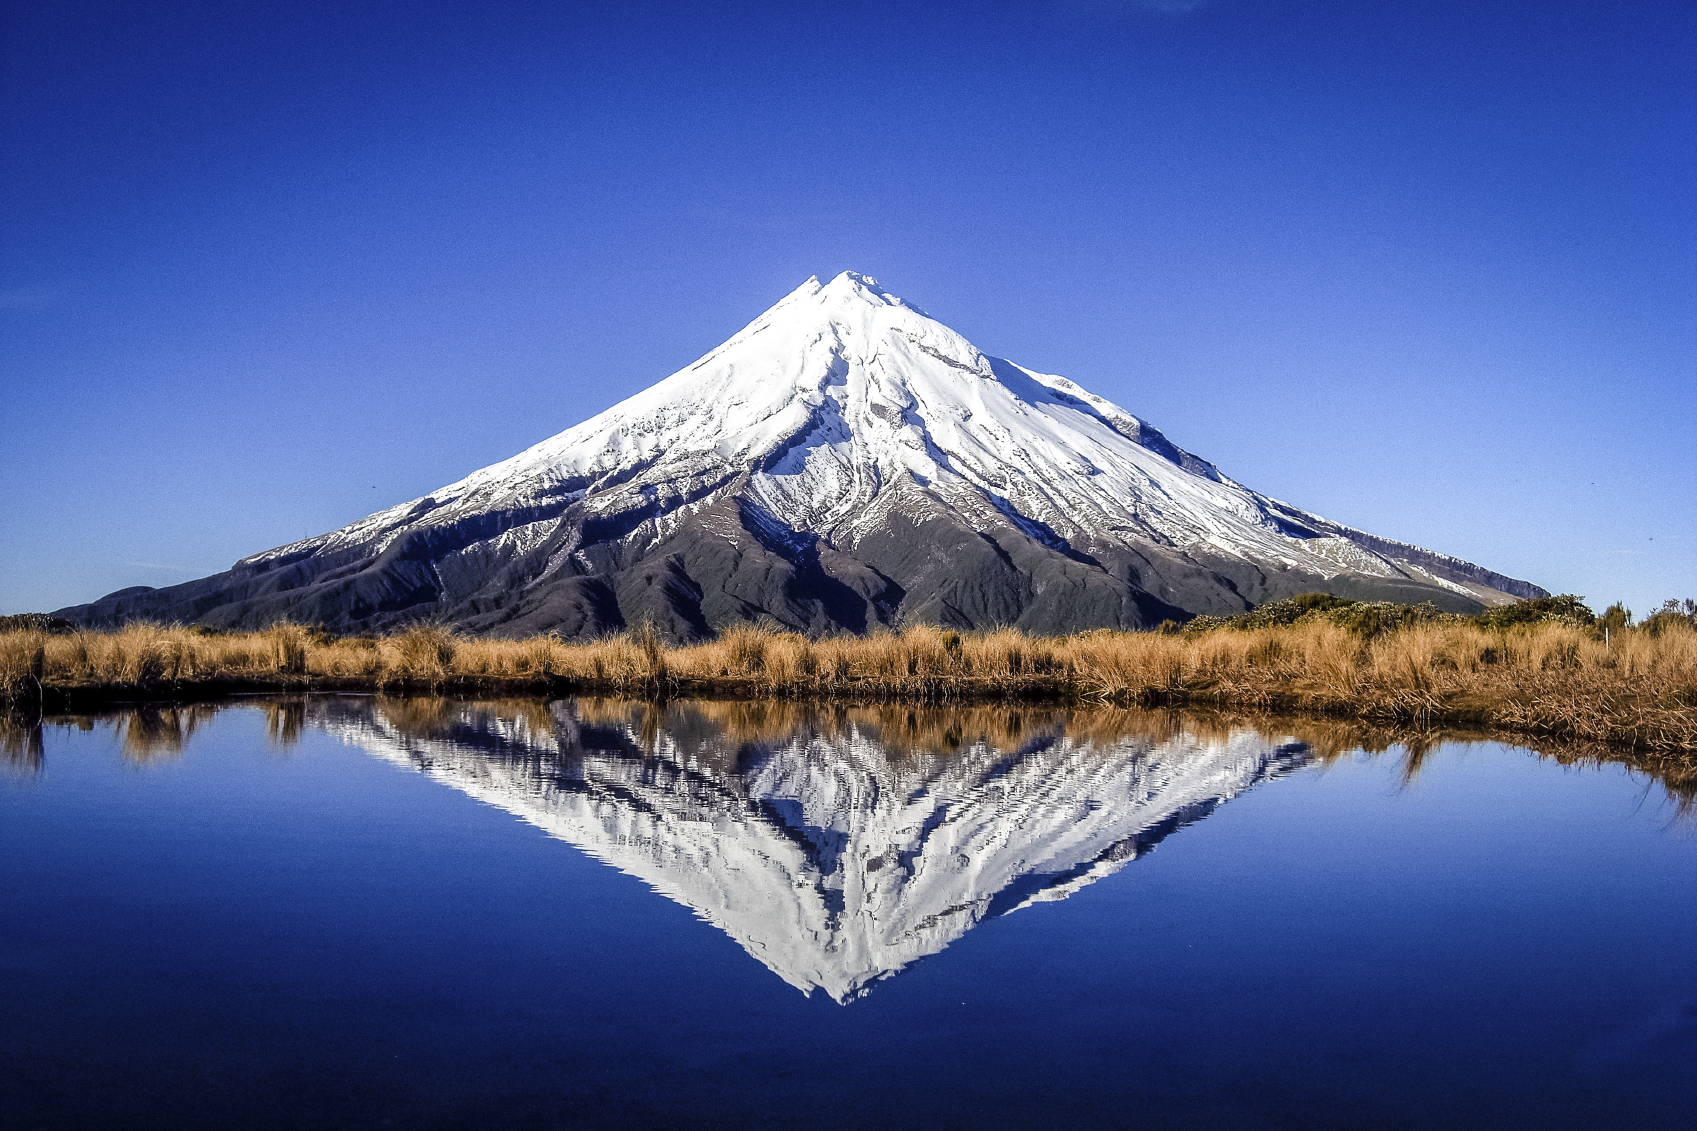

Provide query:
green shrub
left=1472, top=595, right=1595, bottom=631
left=1599, top=603, right=1632, bottom=635
left=1640, top=598, right=1697, bottom=637
left=1290, top=592, right=1355, bottom=614
left=1180, top=593, right=1446, bottom=638
left=0, top=614, right=76, bottom=634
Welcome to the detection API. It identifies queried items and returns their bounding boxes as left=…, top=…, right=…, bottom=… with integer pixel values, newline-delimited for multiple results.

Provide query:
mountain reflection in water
left=294, top=696, right=1302, bottom=1002
left=10, top=694, right=1691, bottom=1004
left=8, top=695, right=1693, bottom=1131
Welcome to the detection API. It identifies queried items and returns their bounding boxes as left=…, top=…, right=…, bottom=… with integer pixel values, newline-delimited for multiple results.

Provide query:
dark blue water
left=2, top=698, right=1692, bottom=1130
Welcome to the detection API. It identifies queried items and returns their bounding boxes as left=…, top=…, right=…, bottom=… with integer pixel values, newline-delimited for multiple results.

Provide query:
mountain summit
left=60, top=272, right=1544, bottom=636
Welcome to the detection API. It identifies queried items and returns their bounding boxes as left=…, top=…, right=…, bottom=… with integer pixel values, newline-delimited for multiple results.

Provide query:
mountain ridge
left=57, top=272, right=1545, bottom=637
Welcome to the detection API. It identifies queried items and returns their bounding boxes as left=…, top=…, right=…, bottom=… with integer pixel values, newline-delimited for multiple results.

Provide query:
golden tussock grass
left=2, top=618, right=1693, bottom=756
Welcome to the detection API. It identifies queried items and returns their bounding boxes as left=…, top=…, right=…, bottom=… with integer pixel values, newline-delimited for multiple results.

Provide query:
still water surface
left=3, top=697, right=1693, bottom=1129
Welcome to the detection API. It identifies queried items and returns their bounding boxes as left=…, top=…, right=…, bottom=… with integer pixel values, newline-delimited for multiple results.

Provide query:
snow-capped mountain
left=60, top=272, right=1543, bottom=635
left=312, top=697, right=1313, bottom=1002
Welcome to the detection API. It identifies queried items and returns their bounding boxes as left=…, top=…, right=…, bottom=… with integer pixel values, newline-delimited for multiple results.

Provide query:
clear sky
left=3, top=0, right=1692, bottom=618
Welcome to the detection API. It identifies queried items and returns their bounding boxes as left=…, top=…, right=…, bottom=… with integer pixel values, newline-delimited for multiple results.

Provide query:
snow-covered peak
left=234, top=272, right=1531, bottom=610
left=264, top=273, right=1277, bottom=560
left=727, top=271, right=921, bottom=336
left=815, top=270, right=924, bottom=313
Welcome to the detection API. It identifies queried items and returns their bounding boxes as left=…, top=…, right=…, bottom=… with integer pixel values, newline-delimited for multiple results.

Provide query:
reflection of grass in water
left=264, top=700, right=306, bottom=747
left=576, top=696, right=1080, bottom=761
left=25, top=691, right=1697, bottom=817
left=564, top=695, right=1696, bottom=815
left=1, top=715, right=44, bottom=773
left=376, top=694, right=455, bottom=739
left=117, top=705, right=214, bottom=763
left=375, top=695, right=556, bottom=745
left=1529, top=741, right=1697, bottom=820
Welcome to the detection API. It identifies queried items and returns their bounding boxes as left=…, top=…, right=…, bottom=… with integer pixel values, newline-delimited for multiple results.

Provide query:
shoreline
left=4, top=619, right=1693, bottom=759
left=9, top=665, right=1694, bottom=761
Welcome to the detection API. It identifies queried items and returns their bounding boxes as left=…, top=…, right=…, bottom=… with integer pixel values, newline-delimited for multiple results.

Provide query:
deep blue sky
left=3, top=0, right=1692, bottom=617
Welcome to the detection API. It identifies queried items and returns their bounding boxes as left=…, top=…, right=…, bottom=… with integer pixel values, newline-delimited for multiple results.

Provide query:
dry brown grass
left=2, top=618, right=1693, bottom=754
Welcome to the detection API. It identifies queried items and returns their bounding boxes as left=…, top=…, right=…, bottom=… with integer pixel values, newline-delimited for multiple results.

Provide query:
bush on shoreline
left=1182, top=591, right=1604, bottom=637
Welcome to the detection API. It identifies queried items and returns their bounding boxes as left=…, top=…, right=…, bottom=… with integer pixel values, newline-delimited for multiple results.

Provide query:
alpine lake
left=3, top=695, right=1692, bottom=1130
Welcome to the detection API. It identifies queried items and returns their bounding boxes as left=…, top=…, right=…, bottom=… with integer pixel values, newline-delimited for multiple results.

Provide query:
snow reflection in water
left=308, top=696, right=1311, bottom=1003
